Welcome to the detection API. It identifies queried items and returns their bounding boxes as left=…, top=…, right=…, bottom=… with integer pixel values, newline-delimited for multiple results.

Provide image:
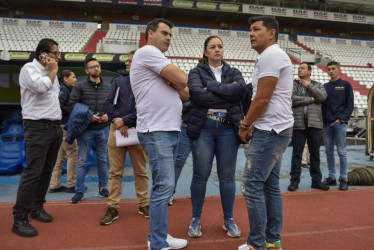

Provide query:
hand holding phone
left=39, top=52, right=50, bottom=63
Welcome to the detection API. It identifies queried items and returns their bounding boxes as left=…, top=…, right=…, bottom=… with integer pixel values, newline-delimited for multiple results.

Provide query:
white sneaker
left=168, top=196, right=174, bottom=206
left=167, top=234, right=187, bottom=249
left=147, top=234, right=187, bottom=249
left=238, top=243, right=254, bottom=250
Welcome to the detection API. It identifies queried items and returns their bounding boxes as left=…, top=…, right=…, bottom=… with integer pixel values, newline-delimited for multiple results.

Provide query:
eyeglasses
left=87, top=64, right=101, bottom=70
left=49, top=51, right=61, bottom=57
left=125, top=60, right=132, bottom=64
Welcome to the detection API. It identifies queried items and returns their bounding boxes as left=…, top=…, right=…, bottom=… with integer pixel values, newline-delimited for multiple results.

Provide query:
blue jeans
left=323, top=123, right=348, bottom=181
left=242, top=127, right=292, bottom=250
left=174, top=123, right=191, bottom=192
left=138, top=131, right=179, bottom=250
left=190, top=118, right=240, bottom=220
left=76, top=127, right=109, bottom=193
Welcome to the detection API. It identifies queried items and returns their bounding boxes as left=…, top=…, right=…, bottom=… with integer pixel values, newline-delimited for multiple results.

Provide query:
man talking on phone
left=12, top=38, right=63, bottom=237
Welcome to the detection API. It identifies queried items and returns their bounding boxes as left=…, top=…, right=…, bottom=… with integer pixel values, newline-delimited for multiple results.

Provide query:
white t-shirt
left=252, top=44, right=294, bottom=133
left=130, top=45, right=182, bottom=133
left=19, top=59, right=61, bottom=121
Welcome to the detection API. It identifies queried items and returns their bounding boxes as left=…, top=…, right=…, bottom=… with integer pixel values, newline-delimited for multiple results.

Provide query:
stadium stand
left=0, top=24, right=95, bottom=52
left=299, top=42, right=374, bottom=66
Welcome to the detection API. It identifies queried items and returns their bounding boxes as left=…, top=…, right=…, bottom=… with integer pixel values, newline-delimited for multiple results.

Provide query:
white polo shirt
left=252, top=44, right=294, bottom=133
left=19, top=59, right=61, bottom=121
left=130, top=45, right=182, bottom=133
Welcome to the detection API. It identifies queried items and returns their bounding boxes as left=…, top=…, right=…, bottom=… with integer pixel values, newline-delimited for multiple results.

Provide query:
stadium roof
left=0, top=0, right=373, bottom=34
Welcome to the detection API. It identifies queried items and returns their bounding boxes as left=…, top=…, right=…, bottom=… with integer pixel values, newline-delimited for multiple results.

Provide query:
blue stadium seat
left=2, top=110, right=22, bottom=128
left=0, top=125, right=25, bottom=174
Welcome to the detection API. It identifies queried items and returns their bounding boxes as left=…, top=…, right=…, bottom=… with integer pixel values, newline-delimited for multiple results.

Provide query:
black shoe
left=12, top=215, right=38, bottom=237
left=99, top=187, right=109, bottom=198
left=30, top=208, right=53, bottom=223
left=311, top=182, right=330, bottom=191
left=71, top=192, right=84, bottom=204
left=323, top=177, right=337, bottom=186
left=49, top=186, right=67, bottom=193
left=301, top=164, right=309, bottom=168
left=287, top=182, right=299, bottom=191
left=339, top=180, right=349, bottom=191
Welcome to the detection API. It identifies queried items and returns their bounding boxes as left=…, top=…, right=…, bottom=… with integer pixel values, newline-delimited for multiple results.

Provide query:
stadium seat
left=2, top=110, right=22, bottom=128
left=0, top=125, right=25, bottom=174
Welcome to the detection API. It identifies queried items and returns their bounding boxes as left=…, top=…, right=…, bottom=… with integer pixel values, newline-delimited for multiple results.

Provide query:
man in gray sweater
left=288, top=62, right=329, bottom=191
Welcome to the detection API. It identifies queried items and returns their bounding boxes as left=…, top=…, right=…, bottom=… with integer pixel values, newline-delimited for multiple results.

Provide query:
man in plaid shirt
left=100, top=50, right=150, bottom=225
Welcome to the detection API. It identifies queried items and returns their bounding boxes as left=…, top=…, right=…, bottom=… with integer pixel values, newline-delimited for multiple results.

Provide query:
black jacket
left=69, top=77, right=110, bottom=130
left=59, top=83, right=73, bottom=124
left=187, top=61, right=246, bottom=139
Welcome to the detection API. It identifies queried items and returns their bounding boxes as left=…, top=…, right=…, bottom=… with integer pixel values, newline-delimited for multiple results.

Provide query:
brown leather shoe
left=100, top=207, right=119, bottom=225
left=138, top=205, right=149, bottom=218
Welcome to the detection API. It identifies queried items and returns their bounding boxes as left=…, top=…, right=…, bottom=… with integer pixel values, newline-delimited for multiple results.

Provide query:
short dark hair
left=128, top=50, right=136, bottom=56
left=248, top=16, right=279, bottom=42
left=35, top=38, right=58, bottom=59
left=300, top=62, right=312, bottom=71
left=327, top=61, right=340, bottom=67
left=84, top=58, right=99, bottom=68
left=58, top=69, right=74, bottom=84
left=145, top=18, right=173, bottom=41
left=200, top=36, right=223, bottom=64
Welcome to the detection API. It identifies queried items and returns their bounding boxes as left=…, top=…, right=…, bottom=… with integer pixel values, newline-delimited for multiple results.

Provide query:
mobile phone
left=94, top=112, right=102, bottom=117
left=38, top=52, right=50, bottom=63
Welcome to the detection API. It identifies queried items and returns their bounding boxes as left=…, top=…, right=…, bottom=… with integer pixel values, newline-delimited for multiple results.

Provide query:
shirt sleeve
left=21, top=64, right=52, bottom=94
left=140, top=46, right=171, bottom=74
left=257, top=50, right=288, bottom=79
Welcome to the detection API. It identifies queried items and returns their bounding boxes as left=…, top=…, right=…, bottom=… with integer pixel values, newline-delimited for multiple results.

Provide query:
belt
left=212, top=112, right=227, bottom=117
left=206, top=114, right=230, bottom=124
left=24, top=119, right=61, bottom=125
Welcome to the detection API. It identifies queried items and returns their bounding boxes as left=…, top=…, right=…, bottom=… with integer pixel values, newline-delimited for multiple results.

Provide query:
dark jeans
left=13, top=119, right=62, bottom=217
left=290, top=119, right=323, bottom=185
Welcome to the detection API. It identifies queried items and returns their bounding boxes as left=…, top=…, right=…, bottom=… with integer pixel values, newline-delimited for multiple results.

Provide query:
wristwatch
left=239, top=120, right=251, bottom=130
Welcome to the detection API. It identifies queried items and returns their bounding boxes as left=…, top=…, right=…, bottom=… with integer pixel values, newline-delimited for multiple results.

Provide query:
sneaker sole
left=100, top=215, right=119, bottom=225
left=187, top=231, right=202, bottom=238
left=71, top=198, right=83, bottom=204
left=138, top=211, right=149, bottom=218
left=147, top=240, right=187, bottom=250
left=222, top=225, right=241, bottom=238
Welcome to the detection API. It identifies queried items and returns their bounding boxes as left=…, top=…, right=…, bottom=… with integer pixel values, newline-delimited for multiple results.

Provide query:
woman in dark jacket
left=187, top=36, right=246, bottom=239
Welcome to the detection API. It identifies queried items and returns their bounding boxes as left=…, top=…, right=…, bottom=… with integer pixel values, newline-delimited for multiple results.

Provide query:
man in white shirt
left=12, top=38, right=63, bottom=237
left=130, top=18, right=189, bottom=250
left=238, top=16, right=294, bottom=250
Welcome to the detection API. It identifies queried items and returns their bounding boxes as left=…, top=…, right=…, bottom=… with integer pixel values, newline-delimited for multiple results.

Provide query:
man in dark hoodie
left=322, top=61, right=354, bottom=191
left=49, top=70, right=78, bottom=194
left=69, top=58, right=111, bottom=203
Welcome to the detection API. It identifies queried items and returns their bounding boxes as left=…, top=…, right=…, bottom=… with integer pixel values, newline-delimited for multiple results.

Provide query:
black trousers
left=290, top=118, right=323, bottom=185
left=13, top=119, right=62, bottom=217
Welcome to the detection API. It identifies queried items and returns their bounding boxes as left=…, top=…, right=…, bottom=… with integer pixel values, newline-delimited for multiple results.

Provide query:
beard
left=90, top=72, right=100, bottom=79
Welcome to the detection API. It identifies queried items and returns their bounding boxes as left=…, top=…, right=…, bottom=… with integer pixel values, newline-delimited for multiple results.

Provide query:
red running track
left=1, top=187, right=374, bottom=250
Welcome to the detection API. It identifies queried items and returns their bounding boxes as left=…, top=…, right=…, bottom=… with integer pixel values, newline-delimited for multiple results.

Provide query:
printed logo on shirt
left=335, top=86, right=345, bottom=90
